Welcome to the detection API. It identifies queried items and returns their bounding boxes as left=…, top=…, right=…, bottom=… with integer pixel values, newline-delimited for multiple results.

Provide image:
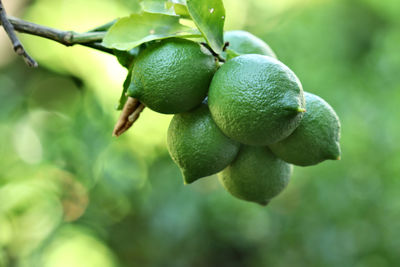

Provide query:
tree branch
left=0, top=0, right=38, bottom=67
left=1, top=15, right=113, bottom=54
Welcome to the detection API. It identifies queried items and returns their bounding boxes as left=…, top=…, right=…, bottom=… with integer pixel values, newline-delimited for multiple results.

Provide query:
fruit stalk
left=200, top=42, right=226, bottom=62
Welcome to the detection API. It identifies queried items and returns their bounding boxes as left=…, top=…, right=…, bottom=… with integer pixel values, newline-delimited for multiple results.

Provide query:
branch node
left=14, top=45, right=24, bottom=54
left=0, top=0, right=38, bottom=67
left=200, top=42, right=225, bottom=63
left=63, top=31, right=74, bottom=45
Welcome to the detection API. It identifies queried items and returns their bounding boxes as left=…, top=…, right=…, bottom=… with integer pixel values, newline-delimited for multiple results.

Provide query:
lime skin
left=269, top=92, right=341, bottom=166
left=208, top=54, right=305, bottom=146
left=128, top=38, right=218, bottom=114
left=219, top=145, right=292, bottom=205
left=167, top=103, right=240, bottom=184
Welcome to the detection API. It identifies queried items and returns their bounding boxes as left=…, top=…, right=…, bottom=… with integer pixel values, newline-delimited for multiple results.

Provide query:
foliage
left=1, top=0, right=400, bottom=266
left=103, top=0, right=224, bottom=53
left=102, top=13, right=201, bottom=51
left=186, top=0, right=225, bottom=53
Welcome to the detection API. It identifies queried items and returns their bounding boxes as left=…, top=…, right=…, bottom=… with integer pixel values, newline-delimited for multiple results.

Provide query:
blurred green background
left=1, top=0, right=400, bottom=266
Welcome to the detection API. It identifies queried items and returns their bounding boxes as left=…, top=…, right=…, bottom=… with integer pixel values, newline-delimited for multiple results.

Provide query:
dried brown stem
left=113, top=97, right=146, bottom=137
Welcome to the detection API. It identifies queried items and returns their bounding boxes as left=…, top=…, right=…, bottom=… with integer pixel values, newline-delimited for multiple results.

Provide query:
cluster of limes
left=127, top=30, right=341, bottom=205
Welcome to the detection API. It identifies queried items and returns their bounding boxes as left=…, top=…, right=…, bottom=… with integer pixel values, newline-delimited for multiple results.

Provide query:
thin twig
left=1, top=15, right=113, bottom=54
left=0, top=1, right=38, bottom=67
left=200, top=42, right=225, bottom=63
left=223, top=41, right=229, bottom=51
left=113, top=97, right=146, bottom=137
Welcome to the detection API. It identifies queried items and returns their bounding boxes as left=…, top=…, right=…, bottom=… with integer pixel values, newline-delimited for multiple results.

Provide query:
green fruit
left=128, top=38, right=218, bottom=114
left=269, top=92, right=341, bottom=166
left=167, top=103, right=240, bottom=184
left=219, top=146, right=292, bottom=205
left=224, top=30, right=277, bottom=58
left=208, top=54, right=305, bottom=146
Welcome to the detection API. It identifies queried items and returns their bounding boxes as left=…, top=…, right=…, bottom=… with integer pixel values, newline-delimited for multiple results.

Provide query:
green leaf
left=140, top=0, right=190, bottom=17
left=141, top=0, right=176, bottom=16
left=166, top=2, right=190, bottom=18
left=187, top=0, right=225, bottom=54
left=174, top=4, right=189, bottom=17
left=125, top=1, right=143, bottom=13
left=225, top=48, right=241, bottom=61
left=102, top=12, right=201, bottom=51
left=116, top=70, right=133, bottom=110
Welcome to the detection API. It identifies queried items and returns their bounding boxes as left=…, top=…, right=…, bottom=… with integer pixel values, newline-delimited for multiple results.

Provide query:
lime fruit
left=219, top=145, right=292, bottom=205
left=167, top=103, right=240, bottom=184
left=208, top=54, right=305, bottom=146
left=269, top=92, right=341, bottom=166
left=224, top=30, right=277, bottom=58
left=128, top=38, right=218, bottom=114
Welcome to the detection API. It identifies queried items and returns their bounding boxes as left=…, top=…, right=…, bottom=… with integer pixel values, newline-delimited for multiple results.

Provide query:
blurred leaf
left=121, top=0, right=142, bottom=13
left=41, top=226, right=118, bottom=267
left=116, top=70, right=132, bottom=110
left=0, top=75, right=22, bottom=121
left=166, top=1, right=190, bottom=18
left=140, top=0, right=190, bottom=17
left=102, top=12, right=201, bottom=50
left=141, top=0, right=176, bottom=15
left=225, top=48, right=240, bottom=60
left=187, top=0, right=225, bottom=54
left=173, top=4, right=189, bottom=17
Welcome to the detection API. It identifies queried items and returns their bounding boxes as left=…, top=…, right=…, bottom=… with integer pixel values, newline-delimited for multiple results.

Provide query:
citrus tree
left=0, top=0, right=341, bottom=205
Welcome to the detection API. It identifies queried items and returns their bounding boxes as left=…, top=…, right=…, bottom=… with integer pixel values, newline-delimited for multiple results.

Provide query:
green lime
left=219, top=145, right=292, bottom=205
left=167, top=103, right=240, bottom=184
left=224, top=30, right=277, bottom=58
left=128, top=38, right=218, bottom=114
left=208, top=54, right=305, bottom=146
left=269, top=92, right=341, bottom=166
